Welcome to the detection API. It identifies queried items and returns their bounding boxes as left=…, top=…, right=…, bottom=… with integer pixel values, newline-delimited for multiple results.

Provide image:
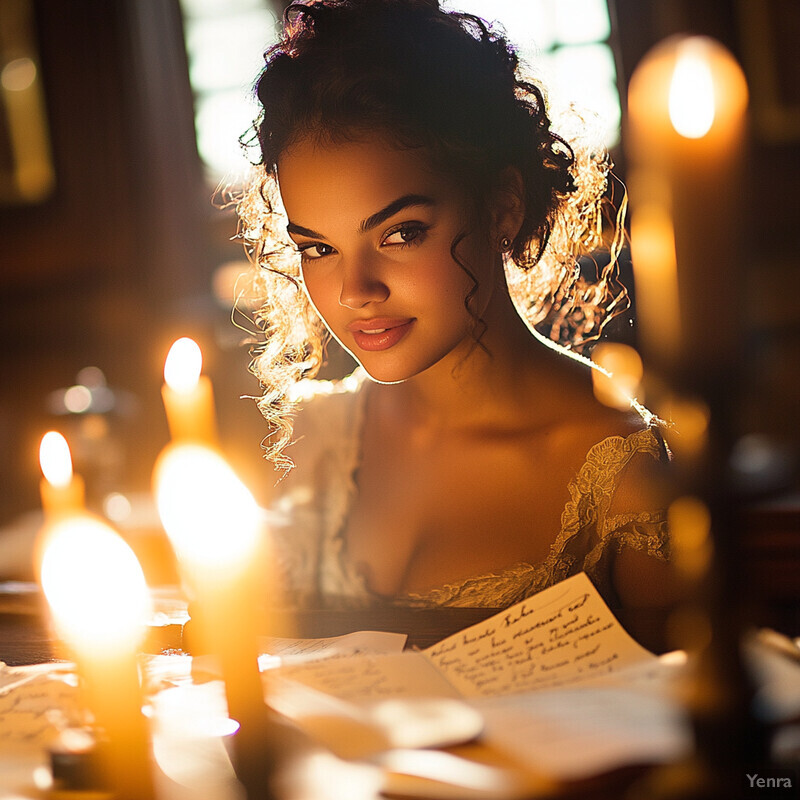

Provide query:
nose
left=338, top=255, right=389, bottom=309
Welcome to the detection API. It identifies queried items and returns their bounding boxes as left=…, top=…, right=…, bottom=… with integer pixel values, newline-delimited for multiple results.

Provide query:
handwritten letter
left=423, top=573, right=654, bottom=697
left=272, top=652, right=461, bottom=703
left=259, top=630, right=407, bottom=663
left=0, top=665, right=82, bottom=752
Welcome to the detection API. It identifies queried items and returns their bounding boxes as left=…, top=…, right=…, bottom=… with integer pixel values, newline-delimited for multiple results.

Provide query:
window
left=181, top=0, right=620, bottom=184
left=179, top=0, right=278, bottom=184
left=444, top=0, right=620, bottom=148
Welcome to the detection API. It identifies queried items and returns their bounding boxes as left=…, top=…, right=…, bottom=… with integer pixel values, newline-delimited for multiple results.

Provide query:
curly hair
left=236, top=0, right=628, bottom=471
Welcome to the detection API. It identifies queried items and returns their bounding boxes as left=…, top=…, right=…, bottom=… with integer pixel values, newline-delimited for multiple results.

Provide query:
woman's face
left=277, top=135, right=496, bottom=384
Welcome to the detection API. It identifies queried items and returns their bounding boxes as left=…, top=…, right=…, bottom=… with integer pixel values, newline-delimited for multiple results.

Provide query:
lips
left=346, top=317, right=415, bottom=352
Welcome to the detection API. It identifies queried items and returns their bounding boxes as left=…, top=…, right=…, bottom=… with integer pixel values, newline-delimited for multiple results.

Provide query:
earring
left=499, top=236, right=512, bottom=252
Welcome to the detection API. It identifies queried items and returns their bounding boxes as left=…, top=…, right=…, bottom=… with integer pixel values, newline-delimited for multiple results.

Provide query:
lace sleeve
left=558, top=427, right=671, bottom=606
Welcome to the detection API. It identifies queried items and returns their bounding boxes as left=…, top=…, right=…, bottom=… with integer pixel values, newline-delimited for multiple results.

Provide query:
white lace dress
left=267, top=368, right=670, bottom=610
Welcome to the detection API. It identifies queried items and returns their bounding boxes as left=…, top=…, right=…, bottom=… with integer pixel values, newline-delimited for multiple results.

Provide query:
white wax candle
left=626, top=35, right=749, bottom=385
left=38, top=431, right=85, bottom=517
left=153, top=443, right=266, bottom=723
left=161, top=337, right=218, bottom=444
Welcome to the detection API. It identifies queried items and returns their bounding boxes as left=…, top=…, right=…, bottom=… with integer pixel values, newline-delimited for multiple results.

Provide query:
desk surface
left=0, top=582, right=672, bottom=666
left=2, top=583, right=795, bottom=800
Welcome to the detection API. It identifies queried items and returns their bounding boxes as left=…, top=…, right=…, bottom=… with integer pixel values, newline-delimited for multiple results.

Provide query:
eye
left=297, top=241, right=336, bottom=260
left=382, top=222, right=429, bottom=248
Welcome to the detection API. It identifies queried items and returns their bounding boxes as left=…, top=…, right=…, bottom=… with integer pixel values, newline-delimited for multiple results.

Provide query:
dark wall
left=0, top=0, right=260, bottom=523
left=612, top=0, right=800, bottom=458
left=612, top=0, right=800, bottom=631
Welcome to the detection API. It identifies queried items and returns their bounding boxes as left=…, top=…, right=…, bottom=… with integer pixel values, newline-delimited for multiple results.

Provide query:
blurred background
left=0, top=0, right=798, bottom=625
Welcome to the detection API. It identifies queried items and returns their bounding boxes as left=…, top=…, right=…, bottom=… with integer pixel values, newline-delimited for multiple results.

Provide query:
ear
left=489, top=166, right=525, bottom=247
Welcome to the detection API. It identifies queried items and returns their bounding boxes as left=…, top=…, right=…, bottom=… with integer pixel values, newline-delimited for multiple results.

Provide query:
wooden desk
left=0, top=581, right=676, bottom=666
left=2, top=584, right=796, bottom=800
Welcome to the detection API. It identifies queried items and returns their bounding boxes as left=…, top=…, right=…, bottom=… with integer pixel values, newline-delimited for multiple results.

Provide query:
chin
left=336, top=338, right=410, bottom=384
left=353, top=358, right=413, bottom=385
left=340, top=332, right=469, bottom=385
left=353, top=351, right=456, bottom=385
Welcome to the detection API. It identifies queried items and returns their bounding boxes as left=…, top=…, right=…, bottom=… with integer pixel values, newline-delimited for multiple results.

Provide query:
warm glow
left=1, top=57, right=37, bottom=92
left=591, top=343, right=644, bottom=410
left=103, top=492, right=133, bottom=523
left=664, top=395, right=710, bottom=457
left=40, top=516, right=150, bottom=655
left=667, top=495, right=713, bottom=580
left=668, top=40, right=715, bottom=139
left=628, top=34, right=748, bottom=150
left=629, top=201, right=681, bottom=359
left=154, top=444, right=261, bottom=572
left=164, top=337, right=203, bottom=393
left=39, top=431, right=73, bottom=488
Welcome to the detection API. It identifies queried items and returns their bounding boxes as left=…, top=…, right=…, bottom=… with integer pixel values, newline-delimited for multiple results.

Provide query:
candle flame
left=39, top=431, right=73, bottom=488
left=669, top=41, right=715, bottom=139
left=154, top=444, right=261, bottom=573
left=40, top=516, right=150, bottom=655
left=164, top=337, right=203, bottom=393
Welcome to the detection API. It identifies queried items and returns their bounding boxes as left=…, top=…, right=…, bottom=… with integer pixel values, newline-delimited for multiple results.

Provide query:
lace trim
left=397, top=428, right=668, bottom=607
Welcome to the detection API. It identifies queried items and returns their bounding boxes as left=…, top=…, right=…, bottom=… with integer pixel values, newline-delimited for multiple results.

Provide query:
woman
left=238, top=0, right=678, bottom=613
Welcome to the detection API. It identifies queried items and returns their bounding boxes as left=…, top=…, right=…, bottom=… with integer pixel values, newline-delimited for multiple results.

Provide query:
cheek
left=415, top=248, right=482, bottom=313
left=301, top=268, right=340, bottom=320
left=404, top=260, right=475, bottom=333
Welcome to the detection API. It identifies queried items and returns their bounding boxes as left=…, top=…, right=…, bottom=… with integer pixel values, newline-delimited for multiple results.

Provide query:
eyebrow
left=359, top=194, right=435, bottom=233
left=285, top=193, right=435, bottom=240
left=286, top=221, right=325, bottom=239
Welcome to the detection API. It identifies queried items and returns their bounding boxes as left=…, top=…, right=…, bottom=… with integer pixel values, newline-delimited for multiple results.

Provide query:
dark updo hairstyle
left=238, top=0, right=627, bottom=470
left=254, top=0, right=575, bottom=267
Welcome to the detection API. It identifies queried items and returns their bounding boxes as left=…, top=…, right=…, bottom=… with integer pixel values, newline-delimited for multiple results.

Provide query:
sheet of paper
left=143, top=631, right=408, bottom=691
left=259, top=630, right=407, bottom=666
left=272, top=651, right=461, bottom=703
left=423, top=572, right=655, bottom=697
left=472, top=681, right=691, bottom=780
left=0, top=663, right=82, bottom=754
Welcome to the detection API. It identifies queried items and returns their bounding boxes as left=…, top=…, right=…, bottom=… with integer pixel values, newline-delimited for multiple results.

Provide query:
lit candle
left=626, top=35, right=749, bottom=388
left=153, top=443, right=267, bottom=746
left=38, top=431, right=85, bottom=517
left=626, top=40, right=759, bottom=790
left=161, top=337, right=218, bottom=444
left=39, top=516, right=154, bottom=799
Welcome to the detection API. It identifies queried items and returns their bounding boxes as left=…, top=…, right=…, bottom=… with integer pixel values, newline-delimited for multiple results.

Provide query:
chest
left=341, top=423, right=580, bottom=597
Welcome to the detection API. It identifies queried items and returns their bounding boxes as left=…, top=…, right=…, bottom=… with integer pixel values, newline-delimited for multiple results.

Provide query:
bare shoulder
left=554, top=390, right=683, bottom=611
left=554, top=387, right=662, bottom=469
left=575, top=404, right=683, bottom=612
